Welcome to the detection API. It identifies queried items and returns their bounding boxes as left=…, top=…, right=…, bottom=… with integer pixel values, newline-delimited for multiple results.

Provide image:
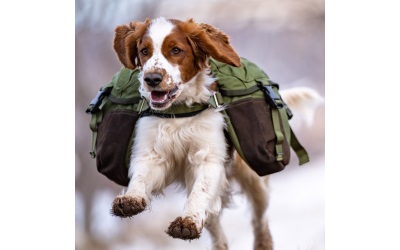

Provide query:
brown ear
left=184, top=20, right=240, bottom=67
left=113, top=19, right=150, bottom=69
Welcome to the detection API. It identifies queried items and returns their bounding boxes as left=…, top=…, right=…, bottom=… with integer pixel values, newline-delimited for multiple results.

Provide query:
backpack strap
left=219, top=85, right=259, bottom=97
left=140, top=103, right=210, bottom=118
left=270, top=100, right=292, bottom=162
left=108, top=95, right=142, bottom=105
left=290, top=128, right=310, bottom=165
left=271, top=108, right=285, bottom=161
left=88, top=99, right=107, bottom=158
left=270, top=87, right=310, bottom=164
left=89, top=115, right=98, bottom=158
left=87, top=86, right=112, bottom=158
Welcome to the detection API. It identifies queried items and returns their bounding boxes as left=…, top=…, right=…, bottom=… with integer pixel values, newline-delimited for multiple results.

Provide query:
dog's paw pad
left=111, top=196, right=146, bottom=218
left=166, top=217, right=201, bottom=240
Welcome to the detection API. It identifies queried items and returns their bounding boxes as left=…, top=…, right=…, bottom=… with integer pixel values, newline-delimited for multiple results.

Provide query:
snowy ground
left=76, top=104, right=325, bottom=250
left=76, top=154, right=324, bottom=250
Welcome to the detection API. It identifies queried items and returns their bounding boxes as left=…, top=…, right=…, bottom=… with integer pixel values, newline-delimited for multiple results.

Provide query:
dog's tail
left=280, top=87, right=324, bottom=129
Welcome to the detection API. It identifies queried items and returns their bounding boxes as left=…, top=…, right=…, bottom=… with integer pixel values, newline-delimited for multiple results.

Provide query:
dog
left=110, top=17, right=322, bottom=250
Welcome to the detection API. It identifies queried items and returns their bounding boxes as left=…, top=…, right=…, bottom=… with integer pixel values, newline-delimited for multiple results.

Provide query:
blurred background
left=75, top=0, right=325, bottom=249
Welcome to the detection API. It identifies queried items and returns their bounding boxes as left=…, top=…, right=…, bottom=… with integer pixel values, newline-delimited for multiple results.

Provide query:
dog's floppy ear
left=181, top=19, right=241, bottom=68
left=113, top=19, right=150, bottom=69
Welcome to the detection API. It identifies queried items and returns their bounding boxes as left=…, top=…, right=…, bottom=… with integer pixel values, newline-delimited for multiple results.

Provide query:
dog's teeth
left=151, top=91, right=168, bottom=102
left=168, top=86, right=179, bottom=98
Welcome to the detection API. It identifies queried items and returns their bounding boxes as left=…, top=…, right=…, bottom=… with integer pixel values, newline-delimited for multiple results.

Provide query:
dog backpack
left=86, top=58, right=309, bottom=186
left=86, top=68, right=147, bottom=186
left=209, top=58, right=309, bottom=175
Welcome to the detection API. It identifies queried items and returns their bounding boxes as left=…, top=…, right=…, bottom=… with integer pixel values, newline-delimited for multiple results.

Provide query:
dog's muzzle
left=149, top=85, right=180, bottom=109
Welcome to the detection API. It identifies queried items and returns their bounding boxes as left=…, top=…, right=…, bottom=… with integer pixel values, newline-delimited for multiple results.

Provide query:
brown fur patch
left=113, top=19, right=151, bottom=69
left=114, top=18, right=240, bottom=75
left=174, top=18, right=241, bottom=68
left=209, top=81, right=218, bottom=91
left=166, top=217, right=201, bottom=240
left=111, top=195, right=147, bottom=218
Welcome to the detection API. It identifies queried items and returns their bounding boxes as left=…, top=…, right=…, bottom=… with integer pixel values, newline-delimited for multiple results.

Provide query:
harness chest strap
left=139, top=91, right=224, bottom=118
left=140, top=102, right=210, bottom=118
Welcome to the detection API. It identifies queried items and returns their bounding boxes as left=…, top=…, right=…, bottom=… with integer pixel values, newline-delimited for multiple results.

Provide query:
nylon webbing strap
left=90, top=131, right=97, bottom=158
left=219, top=85, right=260, bottom=97
left=89, top=112, right=103, bottom=158
left=140, top=103, right=209, bottom=118
left=271, top=108, right=284, bottom=161
left=108, top=95, right=142, bottom=105
left=89, top=104, right=104, bottom=158
left=290, top=128, right=310, bottom=165
left=89, top=113, right=97, bottom=132
left=279, top=108, right=291, bottom=144
left=272, top=85, right=291, bottom=142
left=140, top=108, right=207, bottom=118
left=136, top=99, right=149, bottom=113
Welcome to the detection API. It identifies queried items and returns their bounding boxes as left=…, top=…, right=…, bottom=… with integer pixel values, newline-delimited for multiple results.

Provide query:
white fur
left=130, top=69, right=228, bottom=229
left=176, top=68, right=217, bottom=105
left=113, top=18, right=323, bottom=249
left=280, top=87, right=324, bottom=129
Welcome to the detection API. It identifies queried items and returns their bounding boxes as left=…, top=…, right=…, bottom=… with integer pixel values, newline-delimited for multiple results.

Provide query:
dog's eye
left=171, top=47, right=182, bottom=55
left=141, top=48, right=149, bottom=56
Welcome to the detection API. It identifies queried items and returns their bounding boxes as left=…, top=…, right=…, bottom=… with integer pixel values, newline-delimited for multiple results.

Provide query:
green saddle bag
left=210, top=58, right=309, bottom=176
left=86, top=58, right=309, bottom=186
left=86, top=68, right=147, bottom=186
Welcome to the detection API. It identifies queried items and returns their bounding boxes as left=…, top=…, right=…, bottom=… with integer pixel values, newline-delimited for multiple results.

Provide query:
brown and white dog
left=110, top=17, right=322, bottom=250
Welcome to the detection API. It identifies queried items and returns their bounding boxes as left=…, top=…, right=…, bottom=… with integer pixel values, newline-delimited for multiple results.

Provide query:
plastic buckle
left=285, top=106, right=294, bottom=120
left=276, top=152, right=283, bottom=161
left=258, top=82, right=284, bottom=109
left=89, top=151, right=96, bottom=158
left=85, top=87, right=112, bottom=114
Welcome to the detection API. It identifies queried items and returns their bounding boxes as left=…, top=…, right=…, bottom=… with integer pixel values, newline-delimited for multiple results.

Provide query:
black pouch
left=224, top=97, right=291, bottom=175
left=86, top=68, right=146, bottom=186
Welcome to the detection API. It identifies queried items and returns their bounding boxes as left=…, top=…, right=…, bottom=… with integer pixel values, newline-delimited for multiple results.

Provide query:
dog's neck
left=171, top=68, right=216, bottom=107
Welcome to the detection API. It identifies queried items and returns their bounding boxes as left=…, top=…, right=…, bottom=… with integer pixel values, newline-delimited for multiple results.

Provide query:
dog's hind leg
left=232, top=152, right=273, bottom=250
left=205, top=213, right=228, bottom=250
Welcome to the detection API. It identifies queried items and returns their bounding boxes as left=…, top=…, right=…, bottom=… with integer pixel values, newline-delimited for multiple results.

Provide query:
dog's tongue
left=151, top=91, right=168, bottom=102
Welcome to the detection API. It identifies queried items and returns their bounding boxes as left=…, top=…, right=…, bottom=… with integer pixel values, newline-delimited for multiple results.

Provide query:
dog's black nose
left=144, top=73, right=163, bottom=87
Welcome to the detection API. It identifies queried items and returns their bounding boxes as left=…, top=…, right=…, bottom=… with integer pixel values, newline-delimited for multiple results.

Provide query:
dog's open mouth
left=150, top=85, right=179, bottom=109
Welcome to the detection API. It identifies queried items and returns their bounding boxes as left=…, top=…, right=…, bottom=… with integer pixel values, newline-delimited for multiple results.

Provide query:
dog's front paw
left=111, top=195, right=147, bottom=218
left=166, top=217, right=201, bottom=240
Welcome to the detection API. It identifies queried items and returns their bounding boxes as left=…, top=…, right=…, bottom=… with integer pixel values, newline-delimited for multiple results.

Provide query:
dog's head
left=113, top=17, right=240, bottom=110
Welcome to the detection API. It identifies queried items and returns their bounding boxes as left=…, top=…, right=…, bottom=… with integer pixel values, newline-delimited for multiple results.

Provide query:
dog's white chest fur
left=130, top=109, right=227, bottom=184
